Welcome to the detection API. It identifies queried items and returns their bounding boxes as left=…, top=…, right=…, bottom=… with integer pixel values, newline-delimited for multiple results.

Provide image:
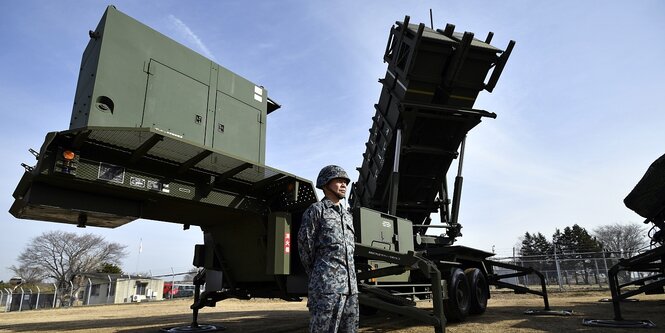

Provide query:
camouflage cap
left=316, top=165, right=350, bottom=189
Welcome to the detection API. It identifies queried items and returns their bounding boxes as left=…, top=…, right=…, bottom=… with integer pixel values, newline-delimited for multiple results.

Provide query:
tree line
left=517, top=222, right=649, bottom=285
left=520, top=222, right=648, bottom=257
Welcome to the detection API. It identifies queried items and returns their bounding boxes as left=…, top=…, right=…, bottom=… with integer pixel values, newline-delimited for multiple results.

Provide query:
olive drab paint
left=8, top=7, right=529, bottom=333
left=71, top=6, right=270, bottom=164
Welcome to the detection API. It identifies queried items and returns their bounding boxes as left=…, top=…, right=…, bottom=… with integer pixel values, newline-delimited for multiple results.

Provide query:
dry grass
left=0, top=290, right=663, bottom=332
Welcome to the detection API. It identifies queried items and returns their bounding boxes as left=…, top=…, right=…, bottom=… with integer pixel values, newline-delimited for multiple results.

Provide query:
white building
left=78, top=273, right=164, bottom=305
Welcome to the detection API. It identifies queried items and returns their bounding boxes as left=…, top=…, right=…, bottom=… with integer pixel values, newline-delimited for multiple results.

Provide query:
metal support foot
left=161, top=270, right=226, bottom=332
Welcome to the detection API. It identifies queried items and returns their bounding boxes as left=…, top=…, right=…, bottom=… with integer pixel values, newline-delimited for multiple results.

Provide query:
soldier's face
left=326, top=178, right=348, bottom=199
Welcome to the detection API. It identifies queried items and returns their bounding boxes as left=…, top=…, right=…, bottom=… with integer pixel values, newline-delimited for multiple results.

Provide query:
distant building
left=78, top=273, right=164, bottom=305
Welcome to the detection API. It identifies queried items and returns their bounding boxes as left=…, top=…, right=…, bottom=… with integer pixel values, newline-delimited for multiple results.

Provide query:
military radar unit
left=11, top=5, right=662, bottom=333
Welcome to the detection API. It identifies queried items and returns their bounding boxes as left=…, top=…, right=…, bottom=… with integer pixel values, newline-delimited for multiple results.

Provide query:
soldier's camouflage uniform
left=298, top=197, right=359, bottom=333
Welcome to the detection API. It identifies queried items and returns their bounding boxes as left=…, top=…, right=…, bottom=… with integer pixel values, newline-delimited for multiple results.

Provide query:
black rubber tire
left=465, top=268, right=489, bottom=315
left=359, top=304, right=379, bottom=316
left=443, top=268, right=470, bottom=322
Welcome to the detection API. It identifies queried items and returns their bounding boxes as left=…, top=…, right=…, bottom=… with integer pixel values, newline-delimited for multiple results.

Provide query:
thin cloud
left=168, top=14, right=217, bottom=61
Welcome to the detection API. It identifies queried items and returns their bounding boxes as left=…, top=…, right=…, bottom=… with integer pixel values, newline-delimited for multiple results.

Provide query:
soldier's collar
left=321, top=197, right=341, bottom=209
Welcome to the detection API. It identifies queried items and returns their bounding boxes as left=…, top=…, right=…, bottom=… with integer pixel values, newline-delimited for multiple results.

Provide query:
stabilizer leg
left=161, top=270, right=226, bottom=333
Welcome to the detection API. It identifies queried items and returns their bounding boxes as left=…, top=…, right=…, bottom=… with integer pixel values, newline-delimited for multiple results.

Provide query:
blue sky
left=1, top=1, right=664, bottom=280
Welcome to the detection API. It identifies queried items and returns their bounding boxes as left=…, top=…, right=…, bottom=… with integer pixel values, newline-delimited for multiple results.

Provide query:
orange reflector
left=62, top=150, right=76, bottom=160
left=284, top=233, right=291, bottom=254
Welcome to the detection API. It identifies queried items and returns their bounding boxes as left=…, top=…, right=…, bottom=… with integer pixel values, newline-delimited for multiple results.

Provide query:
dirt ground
left=1, top=290, right=664, bottom=333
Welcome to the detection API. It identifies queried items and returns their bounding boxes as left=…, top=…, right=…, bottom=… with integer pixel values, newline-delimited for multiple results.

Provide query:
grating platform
left=10, top=128, right=317, bottom=228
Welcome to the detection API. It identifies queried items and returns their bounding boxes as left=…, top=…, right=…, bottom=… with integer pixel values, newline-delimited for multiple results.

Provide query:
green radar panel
left=71, top=5, right=277, bottom=165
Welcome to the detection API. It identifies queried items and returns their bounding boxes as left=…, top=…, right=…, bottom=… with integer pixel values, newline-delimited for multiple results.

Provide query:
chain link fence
left=2, top=270, right=195, bottom=312
left=1, top=287, right=57, bottom=311
left=491, top=250, right=650, bottom=290
left=5, top=252, right=653, bottom=311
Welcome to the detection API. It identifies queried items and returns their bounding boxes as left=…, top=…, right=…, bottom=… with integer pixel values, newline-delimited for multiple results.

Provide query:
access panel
left=212, top=91, right=262, bottom=163
left=143, top=60, right=209, bottom=143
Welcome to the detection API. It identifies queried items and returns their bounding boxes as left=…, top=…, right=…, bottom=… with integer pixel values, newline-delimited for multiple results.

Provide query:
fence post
left=593, top=258, right=602, bottom=288
left=554, top=246, right=563, bottom=291
left=52, top=283, right=57, bottom=308
left=18, top=287, right=25, bottom=312
left=5, top=289, right=9, bottom=312
left=107, top=275, right=112, bottom=304
left=602, top=250, right=609, bottom=281
left=86, top=278, right=92, bottom=305
left=3, top=289, right=6, bottom=311
left=36, top=286, right=41, bottom=310
left=4, top=288, right=9, bottom=312
left=69, top=281, right=74, bottom=307
left=28, top=289, right=33, bottom=310
left=5, top=288, right=12, bottom=312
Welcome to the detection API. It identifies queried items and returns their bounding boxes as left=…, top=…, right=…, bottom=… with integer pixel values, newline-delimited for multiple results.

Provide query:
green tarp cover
left=624, top=153, right=665, bottom=220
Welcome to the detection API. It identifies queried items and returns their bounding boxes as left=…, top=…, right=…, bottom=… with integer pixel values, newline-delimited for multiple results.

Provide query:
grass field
left=1, top=290, right=663, bottom=332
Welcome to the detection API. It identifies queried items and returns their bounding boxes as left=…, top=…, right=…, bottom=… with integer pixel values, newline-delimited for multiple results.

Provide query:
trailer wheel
left=359, top=304, right=378, bottom=316
left=443, top=268, right=470, bottom=322
left=465, top=268, right=488, bottom=314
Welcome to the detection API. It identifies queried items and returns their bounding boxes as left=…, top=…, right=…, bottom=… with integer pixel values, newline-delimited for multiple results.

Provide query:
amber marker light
left=62, top=150, right=76, bottom=160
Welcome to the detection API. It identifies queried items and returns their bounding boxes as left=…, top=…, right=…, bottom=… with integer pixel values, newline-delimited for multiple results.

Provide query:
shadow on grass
left=0, top=308, right=310, bottom=333
left=1, top=297, right=663, bottom=333
left=358, top=297, right=665, bottom=333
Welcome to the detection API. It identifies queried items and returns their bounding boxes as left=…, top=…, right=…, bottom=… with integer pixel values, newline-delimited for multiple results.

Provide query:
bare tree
left=11, top=230, right=127, bottom=302
left=593, top=222, right=648, bottom=257
left=7, top=264, right=45, bottom=284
